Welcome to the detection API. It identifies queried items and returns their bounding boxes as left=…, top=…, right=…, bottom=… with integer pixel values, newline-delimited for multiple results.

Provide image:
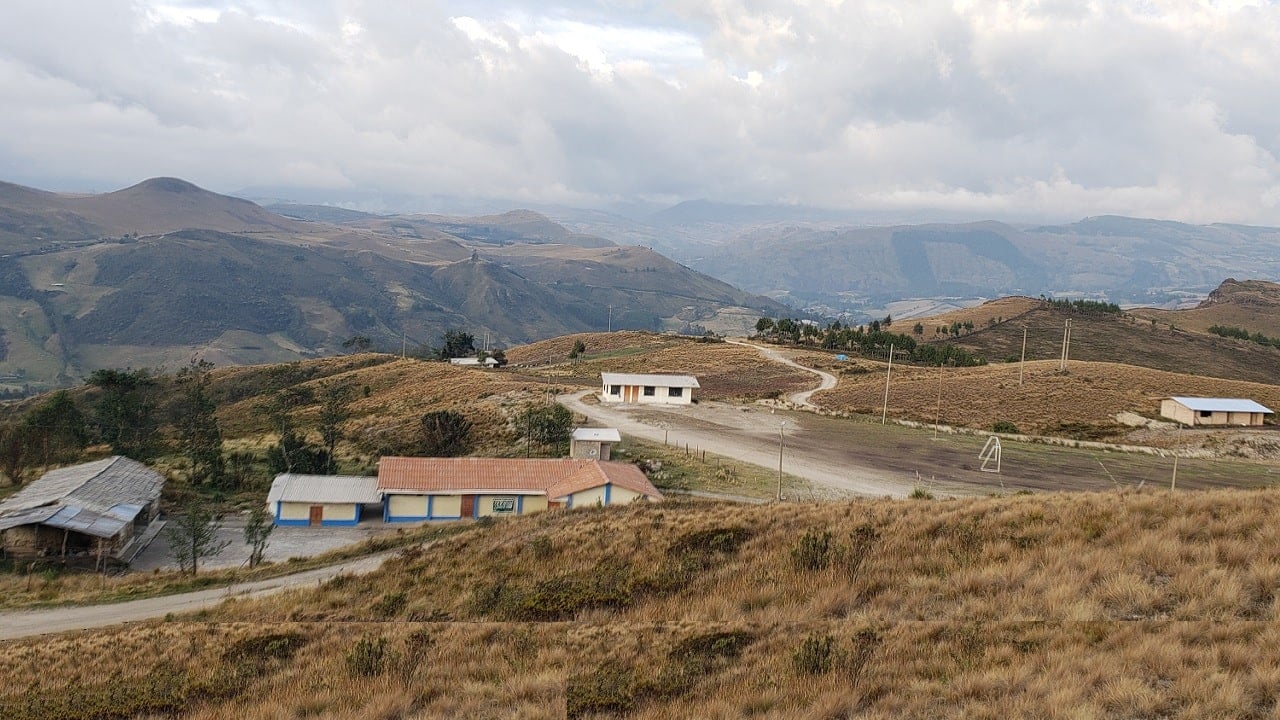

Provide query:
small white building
left=570, top=428, right=621, bottom=460
left=267, top=474, right=383, bottom=527
left=1159, top=397, right=1274, bottom=427
left=449, top=357, right=499, bottom=367
left=600, top=372, right=699, bottom=405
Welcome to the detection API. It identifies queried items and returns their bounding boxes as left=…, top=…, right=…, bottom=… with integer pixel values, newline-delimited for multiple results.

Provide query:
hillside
left=1133, top=278, right=1280, bottom=338
left=0, top=179, right=787, bottom=389
left=6, top=490, right=1280, bottom=717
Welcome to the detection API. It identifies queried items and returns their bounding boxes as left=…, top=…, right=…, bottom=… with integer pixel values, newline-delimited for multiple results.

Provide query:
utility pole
left=608, top=305, right=613, bottom=332
left=1018, top=326, right=1027, bottom=386
left=881, top=344, right=894, bottom=425
left=777, top=421, right=787, bottom=501
left=1059, top=319, right=1071, bottom=371
left=934, top=362, right=943, bottom=439
left=401, top=331, right=406, bottom=358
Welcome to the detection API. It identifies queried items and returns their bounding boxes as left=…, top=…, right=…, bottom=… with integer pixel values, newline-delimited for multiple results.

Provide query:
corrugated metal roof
left=0, top=456, right=163, bottom=519
left=1167, top=397, right=1274, bottom=414
left=572, top=428, right=621, bottom=443
left=600, top=373, right=700, bottom=388
left=267, top=474, right=382, bottom=505
left=378, top=457, right=661, bottom=501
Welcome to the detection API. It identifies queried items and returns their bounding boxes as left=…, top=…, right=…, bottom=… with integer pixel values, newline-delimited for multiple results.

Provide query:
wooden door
left=309, top=505, right=324, bottom=526
left=461, top=495, right=475, bottom=518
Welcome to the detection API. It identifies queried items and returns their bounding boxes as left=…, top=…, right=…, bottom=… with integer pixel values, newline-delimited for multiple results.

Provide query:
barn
left=266, top=474, right=382, bottom=527
left=0, top=456, right=164, bottom=567
left=1159, top=397, right=1274, bottom=427
left=600, top=372, right=700, bottom=405
left=378, top=457, right=661, bottom=522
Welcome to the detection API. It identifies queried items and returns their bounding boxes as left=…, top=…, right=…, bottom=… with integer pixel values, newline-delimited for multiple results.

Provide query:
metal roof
left=572, top=428, right=621, bottom=443
left=0, top=456, right=163, bottom=520
left=1166, top=397, right=1274, bottom=414
left=267, top=474, right=382, bottom=505
left=600, top=373, right=700, bottom=388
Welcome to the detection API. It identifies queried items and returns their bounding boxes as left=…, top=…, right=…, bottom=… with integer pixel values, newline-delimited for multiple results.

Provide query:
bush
left=567, top=663, right=635, bottom=718
left=909, top=487, right=934, bottom=500
left=992, top=420, right=1019, bottom=434
left=346, top=636, right=392, bottom=677
left=791, top=529, right=834, bottom=571
left=793, top=633, right=839, bottom=675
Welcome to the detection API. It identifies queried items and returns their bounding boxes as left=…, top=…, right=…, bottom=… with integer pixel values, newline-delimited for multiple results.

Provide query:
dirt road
left=0, top=550, right=394, bottom=640
left=726, top=339, right=836, bottom=408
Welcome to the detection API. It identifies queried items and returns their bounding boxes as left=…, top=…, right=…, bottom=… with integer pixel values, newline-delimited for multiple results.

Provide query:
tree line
left=754, top=317, right=986, bottom=367
left=1208, top=324, right=1280, bottom=350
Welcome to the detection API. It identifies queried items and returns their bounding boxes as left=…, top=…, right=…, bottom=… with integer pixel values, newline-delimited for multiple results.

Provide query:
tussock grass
left=9, top=490, right=1280, bottom=717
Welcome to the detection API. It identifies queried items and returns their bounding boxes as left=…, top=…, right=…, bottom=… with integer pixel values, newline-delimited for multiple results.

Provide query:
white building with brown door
left=1159, top=397, right=1273, bottom=426
left=600, top=372, right=699, bottom=405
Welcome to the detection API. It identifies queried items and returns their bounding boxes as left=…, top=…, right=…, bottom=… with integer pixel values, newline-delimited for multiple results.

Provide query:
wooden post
left=881, top=344, right=894, bottom=425
left=1018, top=326, right=1027, bottom=386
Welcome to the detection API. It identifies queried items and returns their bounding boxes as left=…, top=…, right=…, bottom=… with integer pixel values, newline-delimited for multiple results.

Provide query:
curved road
left=0, top=550, right=396, bottom=640
left=726, top=339, right=836, bottom=408
left=562, top=340, right=914, bottom=498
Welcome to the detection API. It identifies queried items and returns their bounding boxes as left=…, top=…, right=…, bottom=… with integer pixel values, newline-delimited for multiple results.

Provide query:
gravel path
left=0, top=550, right=396, bottom=640
left=725, top=339, right=837, bottom=408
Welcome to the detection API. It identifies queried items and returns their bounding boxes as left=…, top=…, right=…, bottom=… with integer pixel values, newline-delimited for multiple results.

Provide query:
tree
left=244, top=504, right=273, bottom=569
left=755, top=317, right=775, bottom=335
left=166, top=495, right=231, bottom=576
left=262, top=390, right=328, bottom=475
left=342, top=335, right=372, bottom=353
left=419, top=410, right=473, bottom=456
left=174, top=359, right=225, bottom=487
left=88, top=368, right=161, bottom=460
left=913, top=322, right=925, bottom=335
left=490, top=349, right=508, bottom=367
left=436, top=330, right=476, bottom=360
left=568, top=339, right=586, bottom=360
left=23, top=390, right=89, bottom=467
left=317, top=384, right=349, bottom=474
left=518, top=403, right=573, bottom=449
left=0, top=422, right=32, bottom=486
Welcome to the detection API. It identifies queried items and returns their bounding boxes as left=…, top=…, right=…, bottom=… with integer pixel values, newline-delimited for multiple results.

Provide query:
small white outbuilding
left=267, top=474, right=383, bottom=527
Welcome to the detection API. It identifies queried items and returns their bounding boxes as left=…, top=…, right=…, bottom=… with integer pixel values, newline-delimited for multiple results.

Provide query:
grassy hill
left=1133, top=278, right=1280, bottom=338
left=5, top=489, right=1280, bottom=717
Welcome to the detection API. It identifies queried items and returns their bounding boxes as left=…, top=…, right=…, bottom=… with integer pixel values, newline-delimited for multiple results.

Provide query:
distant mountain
left=0, top=179, right=786, bottom=389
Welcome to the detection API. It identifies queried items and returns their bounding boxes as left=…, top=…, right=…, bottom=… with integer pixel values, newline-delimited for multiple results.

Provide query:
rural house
left=267, top=474, right=383, bottom=527
left=378, top=456, right=661, bottom=522
left=0, top=456, right=164, bottom=566
left=600, top=372, right=700, bottom=405
left=1159, top=397, right=1273, bottom=426
left=570, top=427, right=621, bottom=460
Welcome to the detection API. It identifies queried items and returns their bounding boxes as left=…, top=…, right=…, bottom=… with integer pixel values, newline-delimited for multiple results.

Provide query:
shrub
left=567, top=663, right=635, bottom=718
left=909, top=487, right=934, bottom=500
left=530, top=535, right=554, bottom=558
left=992, top=420, right=1019, bottom=434
left=793, top=633, right=839, bottom=675
left=791, top=529, right=834, bottom=571
left=643, top=631, right=756, bottom=699
left=346, top=636, right=392, bottom=677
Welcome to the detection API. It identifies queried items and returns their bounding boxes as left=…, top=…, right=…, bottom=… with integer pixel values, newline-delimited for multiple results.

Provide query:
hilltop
left=1133, top=278, right=1280, bottom=338
left=5, top=489, right=1280, bottom=717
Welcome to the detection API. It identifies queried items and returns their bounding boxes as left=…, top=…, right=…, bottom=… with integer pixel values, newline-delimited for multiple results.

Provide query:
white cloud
left=0, top=0, right=1278, bottom=223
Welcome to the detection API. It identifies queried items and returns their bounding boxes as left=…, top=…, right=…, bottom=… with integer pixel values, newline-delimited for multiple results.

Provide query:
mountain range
left=0, top=178, right=785, bottom=389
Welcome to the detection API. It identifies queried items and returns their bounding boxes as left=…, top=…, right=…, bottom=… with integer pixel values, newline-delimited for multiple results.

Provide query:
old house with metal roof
left=378, top=456, right=662, bottom=522
left=267, top=474, right=383, bottom=527
left=0, top=456, right=165, bottom=567
left=1160, top=397, right=1274, bottom=426
left=600, top=372, right=699, bottom=405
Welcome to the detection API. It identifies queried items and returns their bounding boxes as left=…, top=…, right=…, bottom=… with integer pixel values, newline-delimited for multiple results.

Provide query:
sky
left=1, top=0, right=1279, bottom=223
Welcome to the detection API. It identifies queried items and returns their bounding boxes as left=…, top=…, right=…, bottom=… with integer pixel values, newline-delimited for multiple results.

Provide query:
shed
left=0, top=456, right=164, bottom=564
left=377, top=457, right=662, bottom=522
left=600, top=372, right=700, bottom=405
left=570, top=427, right=622, bottom=460
left=1159, top=397, right=1273, bottom=427
left=266, top=474, right=382, bottom=527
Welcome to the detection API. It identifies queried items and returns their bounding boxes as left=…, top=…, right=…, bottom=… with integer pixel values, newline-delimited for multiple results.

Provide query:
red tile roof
left=377, top=457, right=662, bottom=501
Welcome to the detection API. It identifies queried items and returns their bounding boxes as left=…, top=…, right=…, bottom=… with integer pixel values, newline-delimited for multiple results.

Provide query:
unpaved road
left=0, top=550, right=395, bottom=640
left=726, top=339, right=836, bottom=408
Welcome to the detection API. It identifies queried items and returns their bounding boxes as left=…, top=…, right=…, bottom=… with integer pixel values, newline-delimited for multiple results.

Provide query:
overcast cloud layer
left=2, top=0, right=1279, bottom=223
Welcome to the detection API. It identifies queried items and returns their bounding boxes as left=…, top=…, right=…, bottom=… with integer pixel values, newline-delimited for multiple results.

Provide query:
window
left=643, top=386, right=656, bottom=396
left=609, top=385, right=621, bottom=395
left=668, top=387, right=683, bottom=397
left=1199, top=410, right=1213, bottom=418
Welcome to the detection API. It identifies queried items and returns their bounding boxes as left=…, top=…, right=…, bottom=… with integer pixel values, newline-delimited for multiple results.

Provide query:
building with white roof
left=570, top=427, right=622, bottom=460
left=267, top=474, right=383, bottom=527
left=1159, top=397, right=1274, bottom=427
left=600, top=372, right=700, bottom=405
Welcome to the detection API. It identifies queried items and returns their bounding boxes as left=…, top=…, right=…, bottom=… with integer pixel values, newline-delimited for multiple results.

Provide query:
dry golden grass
left=504, top=331, right=683, bottom=366
left=814, top=358, right=1280, bottom=436
left=1134, top=279, right=1280, bottom=338
left=913, top=295, right=1041, bottom=329
left=8, top=489, right=1280, bottom=718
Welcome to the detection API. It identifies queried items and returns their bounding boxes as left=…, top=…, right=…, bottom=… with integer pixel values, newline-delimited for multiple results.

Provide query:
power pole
left=777, top=421, right=786, bottom=501
left=881, top=344, right=894, bottom=425
left=1058, top=319, right=1071, bottom=371
left=401, top=331, right=406, bottom=358
left=934, top=362, right=943, bottom=439
left=607, top=305, right=613, bottom=332
left=1018, top=326, right=1027, bottom=386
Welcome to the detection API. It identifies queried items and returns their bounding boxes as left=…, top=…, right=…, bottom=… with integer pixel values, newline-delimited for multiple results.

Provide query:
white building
left=1159, top=397, right=1273, bottom=427
left=570, top=427, right=622, bottom=460
left=267, top=474, right=383, bottom=527
left=600, top=373, right=699, bottom=405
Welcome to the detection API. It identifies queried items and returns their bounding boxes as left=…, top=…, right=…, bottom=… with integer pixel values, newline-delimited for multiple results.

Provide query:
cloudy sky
left=2, top=0, right=1279, bottom=223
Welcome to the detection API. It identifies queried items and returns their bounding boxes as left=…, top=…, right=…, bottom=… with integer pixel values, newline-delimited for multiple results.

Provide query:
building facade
left=1159, top=397, right=1273, bottom=426
left=600, top=373, right=700, bottom=405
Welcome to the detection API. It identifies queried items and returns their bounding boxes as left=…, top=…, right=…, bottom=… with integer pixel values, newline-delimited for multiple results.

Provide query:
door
left=309, top=505, right=324, bottom=526
left=461, top=495, right=475, bottom=518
